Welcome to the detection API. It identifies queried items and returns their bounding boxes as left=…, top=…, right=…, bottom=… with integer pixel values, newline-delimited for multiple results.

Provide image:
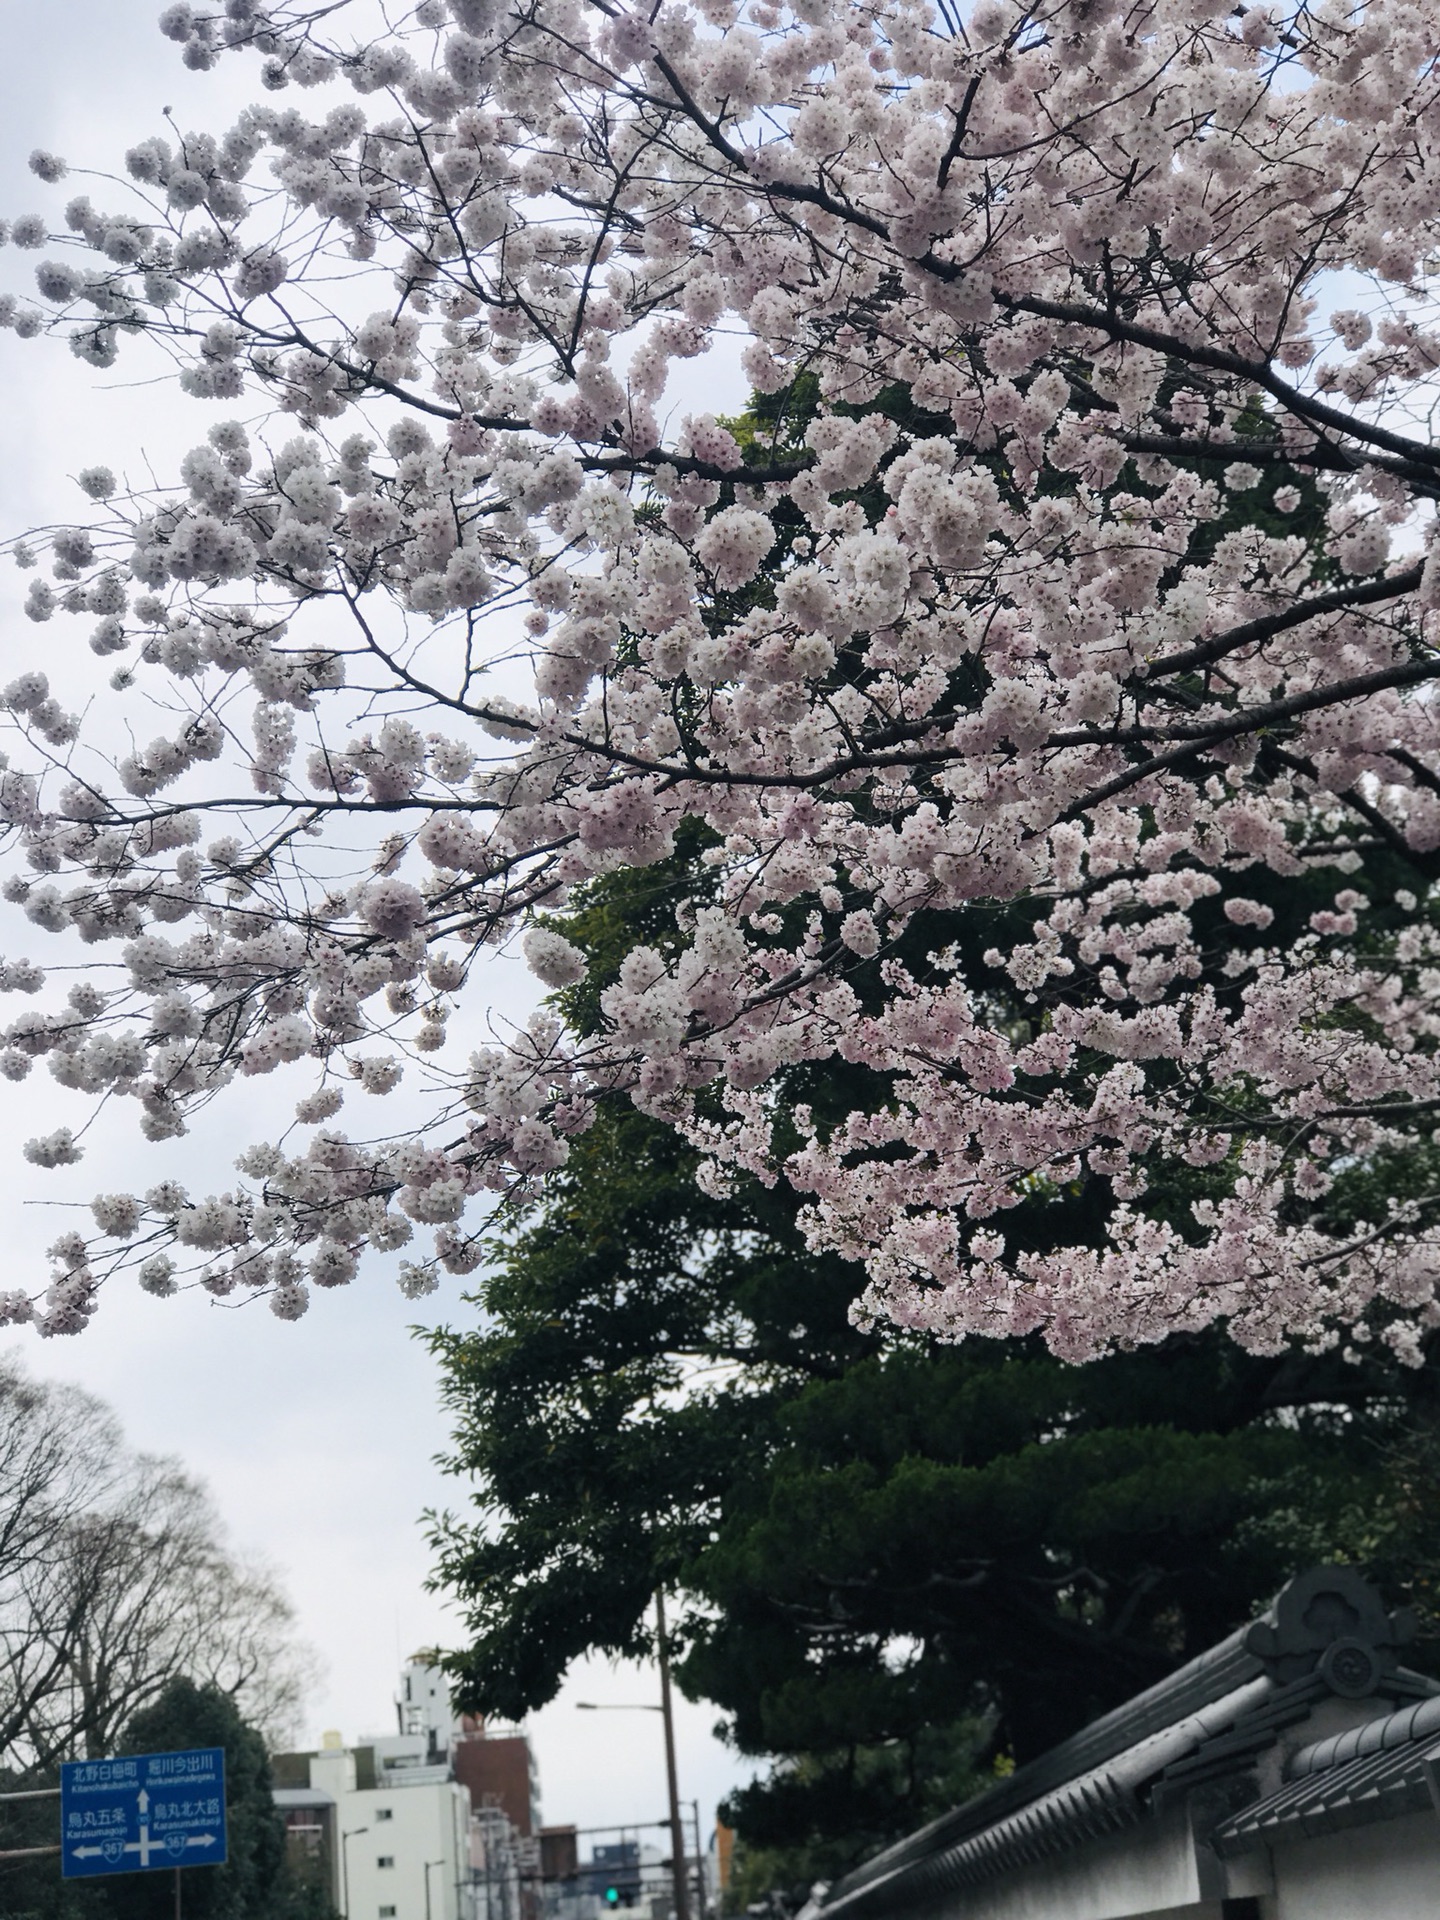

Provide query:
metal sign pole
left=0, top=1785, right=63, bottom=1863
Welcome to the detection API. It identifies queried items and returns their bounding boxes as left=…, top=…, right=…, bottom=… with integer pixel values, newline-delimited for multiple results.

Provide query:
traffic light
left=589, top=1842, right=640, bottom=1906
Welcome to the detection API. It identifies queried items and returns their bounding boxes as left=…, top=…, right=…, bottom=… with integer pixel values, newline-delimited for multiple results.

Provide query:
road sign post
left=60, top=1747, right=227, bottom=1881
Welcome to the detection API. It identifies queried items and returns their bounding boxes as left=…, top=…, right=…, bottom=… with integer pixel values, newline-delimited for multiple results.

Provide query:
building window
left=380, top=1908, right=397, bottom=1917
left=377, top=1856, right=395, bottom=1869
left=375, top=1808, right=394, bottom=1822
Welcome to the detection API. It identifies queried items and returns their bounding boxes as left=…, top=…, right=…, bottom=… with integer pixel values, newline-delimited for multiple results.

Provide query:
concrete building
left=273, top=1661, right=542, bottom=1920
left=454, top=1724, right=539, bottom=1838
left=401, top=1662, right=461, bottom=1751
left=808, top=1566, right=1440, bottom=1920
left=311, top=1737, right=474, bottom=1920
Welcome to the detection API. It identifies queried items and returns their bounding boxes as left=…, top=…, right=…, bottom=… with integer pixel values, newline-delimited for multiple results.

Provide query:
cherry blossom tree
left=0, top=0, right=1439, bottom=1360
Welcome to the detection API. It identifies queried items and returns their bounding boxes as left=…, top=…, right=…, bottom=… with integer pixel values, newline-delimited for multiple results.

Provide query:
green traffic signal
left=605, top=1890, right=620, bottom=1906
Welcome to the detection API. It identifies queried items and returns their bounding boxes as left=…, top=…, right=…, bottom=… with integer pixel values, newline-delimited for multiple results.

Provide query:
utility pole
left=689, top=1801, right=704, bottom=1920
left=655, top=1591, right=690, bottom=1920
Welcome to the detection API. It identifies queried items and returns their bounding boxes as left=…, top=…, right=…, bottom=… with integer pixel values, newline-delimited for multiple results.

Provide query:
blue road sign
left=60, top=1746, right=227, bottom=1879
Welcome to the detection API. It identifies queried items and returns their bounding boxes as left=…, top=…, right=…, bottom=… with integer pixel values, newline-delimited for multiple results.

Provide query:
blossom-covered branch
left=0, top=0, right=1438, bottom=1361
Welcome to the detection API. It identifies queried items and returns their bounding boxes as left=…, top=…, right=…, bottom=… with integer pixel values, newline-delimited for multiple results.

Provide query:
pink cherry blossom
left=0, top=0, right=1437, bottom=1359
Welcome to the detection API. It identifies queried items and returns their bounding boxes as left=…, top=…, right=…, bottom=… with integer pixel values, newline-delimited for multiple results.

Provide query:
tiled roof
left=824, top=1676, right=1280, bottom=1919
left=821, top=1625, right=1267, bottom=1920
left=1212, top=1693, right=1440, bottom=1856
left=817, top=1567, right=1436, bottom=1920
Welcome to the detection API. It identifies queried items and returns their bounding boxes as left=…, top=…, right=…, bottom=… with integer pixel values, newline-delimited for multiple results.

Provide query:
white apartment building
left=272, top=1658, right=545, bottom=1920
left=307, top=1737, right=475, bottom=1920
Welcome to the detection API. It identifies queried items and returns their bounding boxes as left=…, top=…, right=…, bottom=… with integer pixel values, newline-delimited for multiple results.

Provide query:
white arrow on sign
left=137, top=1789, right=149, bottom=1814
left=73, top=1828, right=219, bottom=1866
left=72, top=1835, right=218, bottom=1866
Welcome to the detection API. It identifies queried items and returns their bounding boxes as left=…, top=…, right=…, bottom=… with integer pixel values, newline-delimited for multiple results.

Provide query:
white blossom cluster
left=0, top=0, right=1439, bottom=1359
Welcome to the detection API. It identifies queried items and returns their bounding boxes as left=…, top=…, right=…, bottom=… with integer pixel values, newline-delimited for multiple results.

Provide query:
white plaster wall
left=1269, top=1811, right=1440, bottom=1920
left=917, top=1807, right=1216, bottom=1920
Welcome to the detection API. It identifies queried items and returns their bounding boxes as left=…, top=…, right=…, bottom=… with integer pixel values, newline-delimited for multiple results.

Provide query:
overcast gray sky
left=0, top=0, right=755, bottom=1840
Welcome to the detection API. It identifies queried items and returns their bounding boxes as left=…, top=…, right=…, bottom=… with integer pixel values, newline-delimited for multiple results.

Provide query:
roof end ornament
left=1242, top=1565, right=1418, bottom=1696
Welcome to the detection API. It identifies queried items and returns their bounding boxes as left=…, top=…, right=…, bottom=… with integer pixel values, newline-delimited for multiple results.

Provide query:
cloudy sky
left=0, top=0, right=754, bottom=1842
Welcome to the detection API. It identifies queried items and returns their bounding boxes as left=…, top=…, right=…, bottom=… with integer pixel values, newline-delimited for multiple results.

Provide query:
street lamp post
left=575, top=1592, right=691, bottom=1920
left=341, top=1826, right=369, bottom=1920
left=426, top=1855, right=446, bottom=1920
